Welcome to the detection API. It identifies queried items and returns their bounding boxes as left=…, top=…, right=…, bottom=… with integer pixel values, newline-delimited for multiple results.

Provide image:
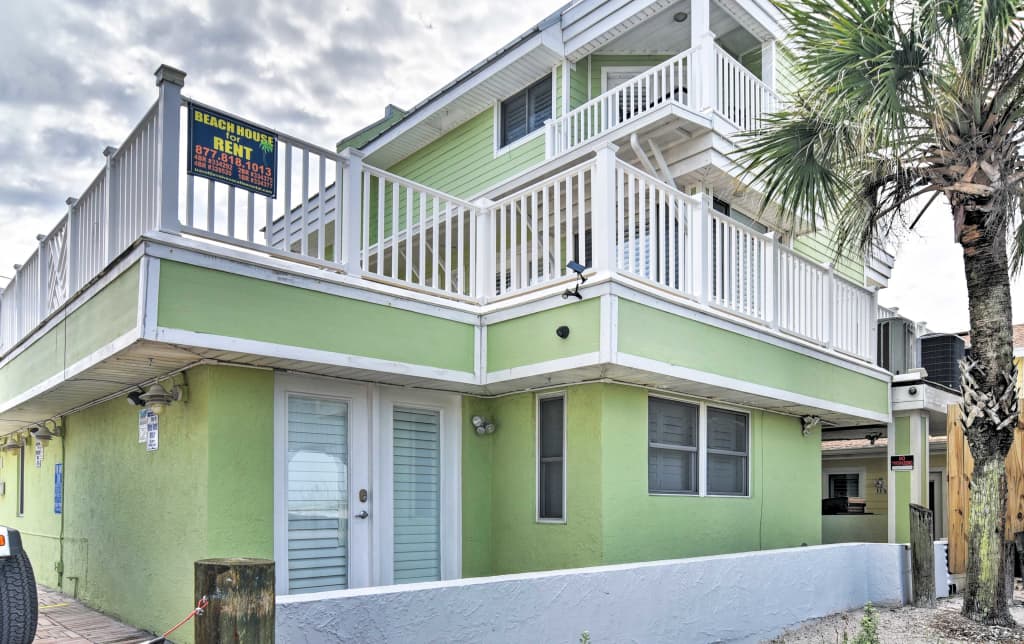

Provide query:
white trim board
left=616, top=352, right=890, bottom=424
left=153, top=327, right=478, bottom=386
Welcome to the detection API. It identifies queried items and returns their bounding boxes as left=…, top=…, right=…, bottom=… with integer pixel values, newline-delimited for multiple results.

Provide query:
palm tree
left=739, top=0, right=1024, bottom=624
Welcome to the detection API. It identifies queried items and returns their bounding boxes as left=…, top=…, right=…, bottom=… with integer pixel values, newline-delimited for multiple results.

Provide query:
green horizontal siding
left=387, top=106, right=545, bottom=201
left=792, top=230, right=865, bottom=285
left=569, top=58, right=589, bottom=108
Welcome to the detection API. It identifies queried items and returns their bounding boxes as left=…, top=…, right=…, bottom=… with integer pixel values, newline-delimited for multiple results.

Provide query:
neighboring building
left=0, top=0, right=897, bottom=638
left=822, top=320, right=1024, bottom=547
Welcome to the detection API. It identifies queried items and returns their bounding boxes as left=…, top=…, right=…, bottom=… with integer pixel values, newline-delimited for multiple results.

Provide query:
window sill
left=536, top=517, right=567, bottom=525
left=649, top=492, right=752, bottom=499
left=494, top=128, right=544, bottom=158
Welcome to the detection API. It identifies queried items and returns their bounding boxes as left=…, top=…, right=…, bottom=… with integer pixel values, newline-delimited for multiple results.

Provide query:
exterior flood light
left=800, top=415, right=821, bottom=437
left=140, top=382, right=184, bottom=416
left=471, top=415, right=496, bottom=436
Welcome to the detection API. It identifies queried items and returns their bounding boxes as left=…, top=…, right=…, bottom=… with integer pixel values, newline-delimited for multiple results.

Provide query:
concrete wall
left=277, top=543, right=911, bottom=644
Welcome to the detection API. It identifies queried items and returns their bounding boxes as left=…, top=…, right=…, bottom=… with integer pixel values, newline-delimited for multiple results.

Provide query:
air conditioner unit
left=919, top=333, right=966, bottom=391
left=877, top=318, right=917, bottom=374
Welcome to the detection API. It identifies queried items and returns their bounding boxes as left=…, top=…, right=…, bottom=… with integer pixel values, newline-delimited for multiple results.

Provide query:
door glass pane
left=393, top=407, right=441, bottom=584
left=287, top=395, right=348, bottom=593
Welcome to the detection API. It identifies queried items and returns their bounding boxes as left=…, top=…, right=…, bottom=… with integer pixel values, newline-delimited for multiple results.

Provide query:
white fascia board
left=732, top=0, right=787, bottom=41
left=360, top=26, right=564, bottom=160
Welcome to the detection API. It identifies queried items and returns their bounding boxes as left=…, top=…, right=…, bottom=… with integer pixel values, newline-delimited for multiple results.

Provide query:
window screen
left=500, top=75, right=552, bottom=147
left=648, top=397, right=699, bottom=494
left=706, top=407, right=749, bottom=496
left=538, top=396, right=565, bottom=519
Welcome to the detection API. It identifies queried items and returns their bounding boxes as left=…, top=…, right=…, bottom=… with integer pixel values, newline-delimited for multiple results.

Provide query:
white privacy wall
left=277, top=543, right=920, bottom=644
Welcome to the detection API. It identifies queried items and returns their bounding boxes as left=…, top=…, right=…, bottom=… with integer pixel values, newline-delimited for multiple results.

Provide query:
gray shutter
left=393, top=407, right=442, bottom=583
left=287, top=396, right=349, bottom=593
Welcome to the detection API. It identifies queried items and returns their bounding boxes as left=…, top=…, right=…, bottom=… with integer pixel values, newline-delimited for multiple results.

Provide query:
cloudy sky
left=1, top=0, right=1022, bottom=334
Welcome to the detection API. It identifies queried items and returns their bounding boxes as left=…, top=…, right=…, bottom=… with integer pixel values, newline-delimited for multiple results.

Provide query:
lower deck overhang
left=0, top=236, right=892, bottom=432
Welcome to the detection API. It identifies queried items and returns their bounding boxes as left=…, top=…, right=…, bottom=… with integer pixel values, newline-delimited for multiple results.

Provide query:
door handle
left=354, top=510, right=369, bottom=519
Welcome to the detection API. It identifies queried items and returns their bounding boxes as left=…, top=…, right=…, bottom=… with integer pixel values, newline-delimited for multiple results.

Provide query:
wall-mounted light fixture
left=140, top=382, right=185, bottom=416
left=30, top=420, right=62, bottom=442
left=2, top=436, right=24, bottom=451
left=874, top=477, right=887, bottom=494
left=800, top=416, right=821, bottom=437
left=563, top=261, right=588, bottom=300
left=471, top=415, right=497, bottom=436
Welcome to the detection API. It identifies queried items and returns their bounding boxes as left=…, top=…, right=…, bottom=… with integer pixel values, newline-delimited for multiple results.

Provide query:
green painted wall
left=0, top=436, right=63, bottom=588
left=616, top=300, right=890, bottom=416
left=472, top=382, right=821, bottom=576
left=158, top=260, right=475, bottom=374
left=386, top=106, right=545, bottom=200
left=0, top=365, right=273, bottom=644
left=600, top=384, right=821, bottom=562
left=793, top=231, right=865, bottom=286
left=486, top=298, right=600, bottom=372
left=461, top=396, right=494, bottom=578
left=487, top=387, right=605, bottom=574
left=894, top=415, right=911, bottom=543
left=0, top=262, right=139, bottom=404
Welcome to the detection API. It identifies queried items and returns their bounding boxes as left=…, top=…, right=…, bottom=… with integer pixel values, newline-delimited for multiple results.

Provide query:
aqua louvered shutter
left=393, top=407, right=441, bottom=583
left=286, top=395, right=349, bottom=593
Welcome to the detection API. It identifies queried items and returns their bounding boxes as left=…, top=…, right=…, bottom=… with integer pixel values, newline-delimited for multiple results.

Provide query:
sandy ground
left=765, top=589, right=1024, bottom=643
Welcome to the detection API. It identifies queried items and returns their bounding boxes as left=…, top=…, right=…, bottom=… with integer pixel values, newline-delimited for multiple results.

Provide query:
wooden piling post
left=910, top=504, right=936, bottom=608
left=195, top=558, right=275, bottom=644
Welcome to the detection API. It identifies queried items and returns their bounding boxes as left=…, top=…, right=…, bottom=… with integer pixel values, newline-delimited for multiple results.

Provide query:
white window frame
left=493, top=73, right=554, bottom=157
left=600, top=65, right=652, bottom=93
left=536, top=391, right=567, bottom=524
left=648, top=394, right=752, bottom=499
left=821, top=466, right=867, bottom=499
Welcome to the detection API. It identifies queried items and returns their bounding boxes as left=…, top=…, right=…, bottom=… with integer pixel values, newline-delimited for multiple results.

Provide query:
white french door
left=274, top=375, right=460, bottom=595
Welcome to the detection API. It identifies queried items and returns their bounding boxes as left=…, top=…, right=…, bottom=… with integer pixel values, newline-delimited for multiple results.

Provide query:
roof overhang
left=360, top=22, right=564, bottom=169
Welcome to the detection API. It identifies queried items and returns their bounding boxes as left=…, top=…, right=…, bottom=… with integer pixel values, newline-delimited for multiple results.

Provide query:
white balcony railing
left=0, top=66, right=875, bottom=365
left=544, top=42, right=781, bottom=159
left=546, top=48, right=694, bottom=158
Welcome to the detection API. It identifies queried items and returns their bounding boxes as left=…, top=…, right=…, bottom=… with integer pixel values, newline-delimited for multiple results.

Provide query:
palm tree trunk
left=958, top=208, right=1017, bottom=626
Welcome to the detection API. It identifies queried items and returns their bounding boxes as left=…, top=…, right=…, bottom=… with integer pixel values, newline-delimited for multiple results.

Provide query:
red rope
left=162, top=596, right=209, bottom=638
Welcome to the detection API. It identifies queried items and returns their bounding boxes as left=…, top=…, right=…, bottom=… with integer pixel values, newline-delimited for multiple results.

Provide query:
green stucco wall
left=465, top=382, right=821, bottom=576
left=616, top=300, right=889, bottom=416
left=0, top=262, right=139, bottom=404
left=600, top=384, right=821, bottom=562
left=157, top=260, right=475, bottom=374
left=0, top=365, right=273, bottom=643
left=486, top=298, right=600, bottom=372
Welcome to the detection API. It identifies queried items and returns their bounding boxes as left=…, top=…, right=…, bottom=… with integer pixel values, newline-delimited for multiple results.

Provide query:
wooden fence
left=947, top=403, right=1024, bottom=574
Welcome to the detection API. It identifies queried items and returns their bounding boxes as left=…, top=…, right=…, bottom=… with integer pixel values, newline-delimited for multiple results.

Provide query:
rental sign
left=187, top=104, right=277, bottom=197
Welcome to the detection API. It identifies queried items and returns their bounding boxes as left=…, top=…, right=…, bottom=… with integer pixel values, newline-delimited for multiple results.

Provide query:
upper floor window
left=499, top=75, right=552, bottom=149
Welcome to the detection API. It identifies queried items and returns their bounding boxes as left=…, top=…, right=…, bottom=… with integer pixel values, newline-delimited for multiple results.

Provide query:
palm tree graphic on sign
left=259, top=138, right=274, bottom=165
